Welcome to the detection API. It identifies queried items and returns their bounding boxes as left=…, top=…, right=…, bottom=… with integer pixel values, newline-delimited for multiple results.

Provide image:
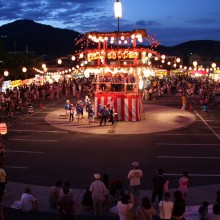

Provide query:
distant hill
left=0, top=19, right=220, bottom=58
left=0, top=19, right=83, bottom=57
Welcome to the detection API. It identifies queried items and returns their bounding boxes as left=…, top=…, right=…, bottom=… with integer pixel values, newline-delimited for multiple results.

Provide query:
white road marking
left=194, top=110, right=220, bottom=140
left=166, top=173, right=220, bottom=177
left=4, top=166, right=28, bottom=169
left=6, top=150, right=45, bottom=154
left=158, top=156, right=220, bottom=159
left=8, top=139, right=58, bottom=142
left=156, top=143, right=220, bottom=146
left=9, top=129, right=68, bottom=133
left=155, top=134, right=215, bottom=136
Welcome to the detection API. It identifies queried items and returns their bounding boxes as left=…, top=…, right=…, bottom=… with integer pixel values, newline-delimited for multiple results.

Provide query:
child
left=88, top=106, right=94, bottom=125
left=198, top=201, right=209, bottom=220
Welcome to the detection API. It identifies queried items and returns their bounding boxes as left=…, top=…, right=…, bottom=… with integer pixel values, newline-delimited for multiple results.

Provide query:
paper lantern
left=0, top=123, right=7, bottom=135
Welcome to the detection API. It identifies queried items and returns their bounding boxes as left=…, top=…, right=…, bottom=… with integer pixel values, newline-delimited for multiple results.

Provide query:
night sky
left=0, top=0, right=220, bottom=46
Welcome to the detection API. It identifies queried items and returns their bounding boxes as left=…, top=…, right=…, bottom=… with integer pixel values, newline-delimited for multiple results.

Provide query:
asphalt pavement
left=2, top=97, right=220, bottom=219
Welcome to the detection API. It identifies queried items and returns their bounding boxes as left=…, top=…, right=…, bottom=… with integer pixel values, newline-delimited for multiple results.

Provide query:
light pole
left=114, top=0, right=122, bottom=33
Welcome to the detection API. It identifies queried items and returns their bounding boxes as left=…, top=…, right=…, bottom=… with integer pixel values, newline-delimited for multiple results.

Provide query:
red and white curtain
left=95, top=93, right=142, bottom=121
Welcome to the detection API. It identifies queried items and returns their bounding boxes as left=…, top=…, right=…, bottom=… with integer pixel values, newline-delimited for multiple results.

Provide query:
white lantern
left=114, top=1, right=122, bottom=18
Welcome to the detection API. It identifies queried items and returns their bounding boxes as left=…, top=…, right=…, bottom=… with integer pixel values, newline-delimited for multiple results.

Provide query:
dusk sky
left=0, top=0, right=220, bottom=46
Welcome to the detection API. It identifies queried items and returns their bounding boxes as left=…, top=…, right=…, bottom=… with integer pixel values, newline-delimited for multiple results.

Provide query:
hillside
left=0, top=19, right=83, bottom=57
left=0, top=19, right=220, bottom=58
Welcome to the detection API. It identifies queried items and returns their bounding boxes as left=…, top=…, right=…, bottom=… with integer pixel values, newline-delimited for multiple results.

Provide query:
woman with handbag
left=136, top=197, right=156, bottom=220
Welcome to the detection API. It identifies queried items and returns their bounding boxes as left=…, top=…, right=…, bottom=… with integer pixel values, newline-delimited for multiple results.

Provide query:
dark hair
left=141, top=197, right=151, bottom=209
left=182, top=171, right=188, bottom=178
left=157, top=168, right=164, bottom=175
left=25, top=187, right=32, bottom=194
left=213, top=204, right=220, bottom=215
left=202, top=201, right=209, bottom=207
left=63, top=187, right=69, bottom=195
left=63, top=182, right=70, bottom=187
left=163, top=192, right=170, bottom=200
left=121, top=194, right=130, bottom=204
left=174, top=190, right=184, bottom=200
left=55, top=181, right=62, bottom=187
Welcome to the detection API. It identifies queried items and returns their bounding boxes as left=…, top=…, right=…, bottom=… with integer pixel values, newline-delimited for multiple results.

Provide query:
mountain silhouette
left=0, top=19, right=83, bottom=57
left=0, top=19, right=220, bottom=58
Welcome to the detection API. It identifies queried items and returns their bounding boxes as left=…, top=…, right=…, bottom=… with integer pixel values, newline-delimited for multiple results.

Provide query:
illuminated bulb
left=161, top=55, right=166, bottom=60
left=71, top=56, right=76, bottom=61
left=104, top=37, right=108, bottom=41
left=124, top=40, right=128, bottom=44
left=176, top=58, right=181, bottom=63
left=148, top=53, right=152, bottom=58
left=57, top=59, right=62, bottom=64
left=121, top=36, right=125, bottom=40
left=79, top=54, right=84, bottom=59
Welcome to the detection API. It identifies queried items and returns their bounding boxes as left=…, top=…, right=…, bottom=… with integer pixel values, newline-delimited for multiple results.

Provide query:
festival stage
left=94, top=92, right=142, bottom=121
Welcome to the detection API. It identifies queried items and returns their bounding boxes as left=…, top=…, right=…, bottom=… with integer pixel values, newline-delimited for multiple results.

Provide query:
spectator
left=81, top=187, right=93, bottom=210
left=59, top=182, right=74, bottom=201
left=57, top=187, right=76, bottom=220
left=127, top=161, right=143, bottom=199
left=48, top=180, right=62, bottom=208
left=151, top=168, right=167, bottom=204
left=0, top=165, right=7, bottom=193
left=178, top=171, right=189, bottom=198
left=0, top=140, right=5, bottom=167
left=216, top=190, right=220, bottom=206
left=198, top=201, right=209, bottom=220
left=208, top=204, right=220, bottom=220
left=117, top=193, right=134, bottom=220
left=136, top=196, right=156, bottom=220
left=159, top=192, right=173, bottom=220
left=20, top=187, right=38, bottom=212
left=89, top=173, right=108, bottom=216
left=172, top=190, right=185, bottom=220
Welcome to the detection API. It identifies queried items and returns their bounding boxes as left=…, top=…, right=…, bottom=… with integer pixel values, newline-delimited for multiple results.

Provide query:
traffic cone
left=39, top=102, right=44, bottom=109
left=189, top=104, right=193, bottom=111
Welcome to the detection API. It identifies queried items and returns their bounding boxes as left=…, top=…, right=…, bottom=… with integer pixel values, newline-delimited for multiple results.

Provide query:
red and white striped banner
left=95, top=93, right=142, bottom=121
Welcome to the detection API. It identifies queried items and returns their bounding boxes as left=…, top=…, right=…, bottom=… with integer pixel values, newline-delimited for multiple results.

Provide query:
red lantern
left=0, top=123, right=7, bottom=135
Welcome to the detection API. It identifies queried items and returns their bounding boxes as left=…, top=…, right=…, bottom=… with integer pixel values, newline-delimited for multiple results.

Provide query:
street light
left=114, top=0, right=122, bottom=33
left=3, top=71, right=9, bottom=77
left=211, top=62, right=216, bottom=69
left=22, top=67, right=27, bottom=79
left=193, top=61, right=198, bottom=70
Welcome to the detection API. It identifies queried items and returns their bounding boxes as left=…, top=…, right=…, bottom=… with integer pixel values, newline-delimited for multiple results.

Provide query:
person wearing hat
left=127, top=161, right=143, bottom=199
left=89, top=173, right=108, bottom=216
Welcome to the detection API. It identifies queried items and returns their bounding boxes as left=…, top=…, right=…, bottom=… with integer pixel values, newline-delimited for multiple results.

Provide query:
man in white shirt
left=89, top=173, right=108, bottom=216
left=127, top=161, right=143, bottom=198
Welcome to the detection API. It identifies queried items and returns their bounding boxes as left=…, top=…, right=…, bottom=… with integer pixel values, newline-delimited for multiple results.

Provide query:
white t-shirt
left=159, top=200, right=174, bottom=219
left=127, top=169, right=143, bottom=186
left=117, top=201, right=133, bottom=220
left=20, top=193, right=37, bottom=212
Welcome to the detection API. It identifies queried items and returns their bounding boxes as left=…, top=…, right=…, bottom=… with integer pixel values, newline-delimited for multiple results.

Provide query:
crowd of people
left=12, top=161, right=217, bottom=220
left=0, top=74, right=220, bottom=219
